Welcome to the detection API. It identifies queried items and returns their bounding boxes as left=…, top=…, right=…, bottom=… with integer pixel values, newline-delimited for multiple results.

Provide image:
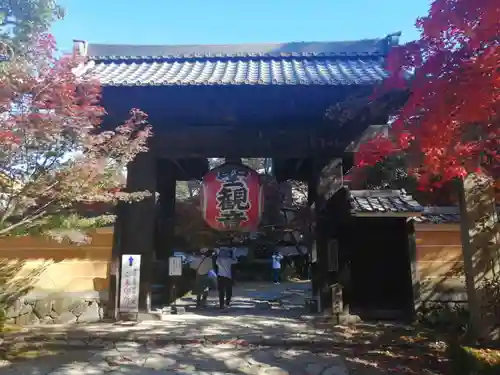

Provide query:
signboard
left=119, top=254, right=141, bottom=313
left=168, top=256, right=183, bottom=276
left=332, top=283, right=343, bottom=314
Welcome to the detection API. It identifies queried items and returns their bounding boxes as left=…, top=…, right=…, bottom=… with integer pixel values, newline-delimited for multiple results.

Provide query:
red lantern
left=201, top=163, right=264, bottom=231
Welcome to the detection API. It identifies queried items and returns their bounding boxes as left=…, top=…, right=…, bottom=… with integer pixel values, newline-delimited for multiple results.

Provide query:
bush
left=418, top=302, right=470, bottom=338
left=479, top=274, right=500, bottom=329
left=448, top=343, right=500, bottom=375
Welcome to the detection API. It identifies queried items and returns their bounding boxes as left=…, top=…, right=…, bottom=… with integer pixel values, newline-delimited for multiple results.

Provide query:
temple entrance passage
left=163, top=280, right=311, bottom=313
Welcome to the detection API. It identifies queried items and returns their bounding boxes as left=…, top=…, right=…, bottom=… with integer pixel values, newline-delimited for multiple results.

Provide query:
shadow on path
left=1, top=281, right=450, bottom=374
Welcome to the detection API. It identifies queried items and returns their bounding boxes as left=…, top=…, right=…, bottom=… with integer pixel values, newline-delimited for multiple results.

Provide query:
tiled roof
left=414, top=206, right=500, bottom=224
left=348, top=189, right=424, bottom=215
left=415, top=213, right=462, bottom=224
left=73, top=34, right=400, bottom=87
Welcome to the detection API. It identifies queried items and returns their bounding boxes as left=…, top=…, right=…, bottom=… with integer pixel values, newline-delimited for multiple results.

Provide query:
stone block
left=170, top=306, right=186, bottom=314
left=52, top=298, right=74, bottom=315
left=41, top=316, right=54, bottom=324
left=68, top=300, right=88, bottom=317
left=143, top=355, right=177, bottom=369
left=18, top=301, right=34, bottom=316
left=4, top=293, right=106, bottom=325
left=4, top=301, right=21, bottom=319
left=77, top=301, right=101, bottom=323
left=28, top=313, right=41, bottom=325
left=55, top=311, right=78, bottom=324
left=32, top=299, right=53, bottom=318
left=15, top=305, right=35, bottom=325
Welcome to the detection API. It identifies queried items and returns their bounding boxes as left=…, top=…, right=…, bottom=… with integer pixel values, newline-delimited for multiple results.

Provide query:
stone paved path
left=0, top=282, right=351, bottom=374
left=1, top=342, right=349, bottom=375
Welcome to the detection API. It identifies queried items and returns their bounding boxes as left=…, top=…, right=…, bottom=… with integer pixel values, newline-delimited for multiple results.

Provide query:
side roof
left=414, top=206, right=500, bottom=224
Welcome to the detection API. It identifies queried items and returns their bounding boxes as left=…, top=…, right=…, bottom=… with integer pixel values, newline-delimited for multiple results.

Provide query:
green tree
left=0, top=0, right=63, bottom=55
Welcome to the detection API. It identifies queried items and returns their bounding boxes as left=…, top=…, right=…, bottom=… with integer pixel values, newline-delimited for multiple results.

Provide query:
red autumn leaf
left=0, top=33, right=152, bottom=238
left=356, top=0, right=500, bottom=190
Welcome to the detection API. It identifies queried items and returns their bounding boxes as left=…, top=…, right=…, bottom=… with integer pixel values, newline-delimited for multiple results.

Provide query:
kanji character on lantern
left=201, top=163, right=263, bottom=231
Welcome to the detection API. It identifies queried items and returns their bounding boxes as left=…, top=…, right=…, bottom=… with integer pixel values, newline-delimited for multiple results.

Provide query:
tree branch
left=0, top=203, right=50, bottom=235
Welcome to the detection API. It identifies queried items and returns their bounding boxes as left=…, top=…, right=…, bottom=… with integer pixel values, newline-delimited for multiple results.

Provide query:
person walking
left=271, top=251, right=283, bottom=284
left=215, top=248, right=238, bottom=309
left=189, top=248, right=213, bottom=308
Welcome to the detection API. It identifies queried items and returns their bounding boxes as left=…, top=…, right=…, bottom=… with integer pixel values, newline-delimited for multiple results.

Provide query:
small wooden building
left=325, top=191, right=498, bottom=319
left=322, top=188, right=424, bottom=320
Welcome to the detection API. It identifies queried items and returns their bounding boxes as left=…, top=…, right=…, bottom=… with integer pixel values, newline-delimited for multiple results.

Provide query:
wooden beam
left=151, top=128, right=346, bottom=158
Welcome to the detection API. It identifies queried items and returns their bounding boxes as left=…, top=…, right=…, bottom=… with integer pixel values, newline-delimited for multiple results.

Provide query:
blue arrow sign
left=128, top=256, right=134, bottom=267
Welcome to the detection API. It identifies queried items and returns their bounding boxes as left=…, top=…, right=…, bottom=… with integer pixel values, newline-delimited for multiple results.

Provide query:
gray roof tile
left=348, top=190, right=424, bottom=215
left=75, top=36, right=398, bottom=87
left=414, top=213, right=462, bottom=224
left=77, top=57, right=388, bottom=86
left=414, top=206, right=500, bottom=224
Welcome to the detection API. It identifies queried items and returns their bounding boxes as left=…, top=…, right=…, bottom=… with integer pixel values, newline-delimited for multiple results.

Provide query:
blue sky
left=52, top=0, right=431, bottom=52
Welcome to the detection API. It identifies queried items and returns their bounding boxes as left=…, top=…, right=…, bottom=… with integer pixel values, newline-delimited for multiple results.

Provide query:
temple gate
left=74, top=32, right=409, bottom=317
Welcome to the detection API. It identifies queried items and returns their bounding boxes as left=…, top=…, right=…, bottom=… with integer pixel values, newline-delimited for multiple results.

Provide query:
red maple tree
left=356, top=0, right=499, bottom=190
left=354, top=0, right=499, bottom=340
left=0, top=34, right=152, bottom=240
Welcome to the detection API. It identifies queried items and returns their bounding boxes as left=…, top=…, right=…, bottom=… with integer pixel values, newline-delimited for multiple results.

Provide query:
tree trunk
left=458, top=172, right=500, bottom=341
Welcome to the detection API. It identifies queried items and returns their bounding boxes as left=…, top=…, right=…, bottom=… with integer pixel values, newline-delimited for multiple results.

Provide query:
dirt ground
left=310, top=320, right=450, bottom=374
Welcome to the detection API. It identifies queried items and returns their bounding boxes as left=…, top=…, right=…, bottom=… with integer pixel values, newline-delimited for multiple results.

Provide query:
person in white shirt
left=189, top=248, right=214, bottom=308
left=215, top=248, right=238, bottom=308
left=271, top=251, right=283, bottom=284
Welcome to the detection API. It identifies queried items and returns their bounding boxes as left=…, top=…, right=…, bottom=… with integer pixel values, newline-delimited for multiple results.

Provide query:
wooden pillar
left=339, top=152, right=354, bottom=314
left=118, top=151, right=157, bottom=312
left=156, top=159, right=177, bottom=303
left=307, top=167, right=319, bottom=297
left=406, top=220, right=420, bottom=317
left=308, top=157, right=331, bottom=310
left=316, top=209, right=331, bottom=311
left=107, top=202, right=123, bottom=319
left=156, top=160, right=176, bottom=260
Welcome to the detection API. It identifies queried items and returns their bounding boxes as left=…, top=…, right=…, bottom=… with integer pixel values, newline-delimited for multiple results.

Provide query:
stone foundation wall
left=4, top=291, right=107, bottom=325
left=0, top=229, right=112, bottom=325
